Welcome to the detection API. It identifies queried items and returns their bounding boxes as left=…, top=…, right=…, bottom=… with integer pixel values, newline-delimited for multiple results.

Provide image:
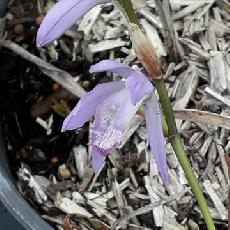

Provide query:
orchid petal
left=89, top=60, right=135, bottom=78
left=61, top=81, right=125, bottom=132
left=93, top=88, right=137, bottom=154
left=92, top=146, right=106, bottom=173
left=126, top=74, right=153, bottom=105
left=90, top=60, right=153, bottom=105
left=144, top=92, right=169, bottom=185
left=37, top=0, right=108, bottom=47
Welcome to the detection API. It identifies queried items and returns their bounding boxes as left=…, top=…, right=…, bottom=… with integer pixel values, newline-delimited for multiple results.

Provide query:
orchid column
left=118, top=0, right=215, bottom=229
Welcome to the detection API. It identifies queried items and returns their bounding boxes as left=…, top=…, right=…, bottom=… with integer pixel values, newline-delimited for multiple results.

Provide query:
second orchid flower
left=62, top=60, right=169, bottom=185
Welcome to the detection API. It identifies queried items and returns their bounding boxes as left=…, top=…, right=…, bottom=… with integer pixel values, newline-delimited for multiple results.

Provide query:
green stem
left=117, top=0, right=139, bottom=24
left=153, top=80, right=177, bottom=137
left=154, top=80, right=215, bottom=230
left=119, top=0, right=216, bottom=229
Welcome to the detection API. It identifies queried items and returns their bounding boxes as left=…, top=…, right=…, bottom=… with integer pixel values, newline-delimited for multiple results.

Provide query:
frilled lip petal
left=37, top=0, right=108, bottom=47
left=92, top=88, right=138, bottom=155
left=90, top=60, right=154, bottom=105
left=144, top=92, right=169, bottom=185
left=61, top=81, right=125, bottom=132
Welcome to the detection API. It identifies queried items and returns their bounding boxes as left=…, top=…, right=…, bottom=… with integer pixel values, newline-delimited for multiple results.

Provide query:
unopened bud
left=129, top=23, right=162, bottom=79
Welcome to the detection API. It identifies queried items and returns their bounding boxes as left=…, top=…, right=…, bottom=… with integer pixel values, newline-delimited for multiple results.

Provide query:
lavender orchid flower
left=37, top=0, right=109, bottom=47
left=62, top=60, right=169, bottom=185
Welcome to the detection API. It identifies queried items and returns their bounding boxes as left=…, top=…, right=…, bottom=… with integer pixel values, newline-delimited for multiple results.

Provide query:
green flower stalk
left=120, top=1, right=215, bottom=229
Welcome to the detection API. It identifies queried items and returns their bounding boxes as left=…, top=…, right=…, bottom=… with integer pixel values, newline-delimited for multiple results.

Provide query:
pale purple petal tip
left=144, top=93, right=169, bottom=185
left=61, top=82, right=125, bottom=132
left=92, top=147, right=106, bottom=173
left=89, top=60, right=136, bottom=78
left=37, top=0, right=107, bottom=47
left=90, top=60, right=154, bottom=105
left=61, top=101, right=81, bottom=132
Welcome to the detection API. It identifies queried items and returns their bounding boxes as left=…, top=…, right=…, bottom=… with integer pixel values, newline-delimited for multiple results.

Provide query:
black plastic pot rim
left=0, top=123, right=54, bottom=230
left=0, top=0, right=53, bottom=228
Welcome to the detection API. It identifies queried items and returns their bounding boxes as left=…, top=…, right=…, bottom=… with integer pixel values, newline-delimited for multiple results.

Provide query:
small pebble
left=82, top=80, right=90, bottom=89
left=51, top=156, right=59, bottom=165
left=58, top=165, right=71, bottom=180
left=52, top=83, right=61, bottom=92
left=36, top=15, right=44, bottom=26
left=60, top=169, right=71, bottom=180
left=14, top=24, right=24, bottom=35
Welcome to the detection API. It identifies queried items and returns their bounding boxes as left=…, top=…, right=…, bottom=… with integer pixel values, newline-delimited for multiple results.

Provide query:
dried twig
left=155, top=0, right=183, bottom=62
left=174, top=109, right=230, bottom=129
left=111, top=189, right=189, bottom=230
left=205, top=87, right=230, bottom=106
left=0, top=39, right=86, bottom=98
